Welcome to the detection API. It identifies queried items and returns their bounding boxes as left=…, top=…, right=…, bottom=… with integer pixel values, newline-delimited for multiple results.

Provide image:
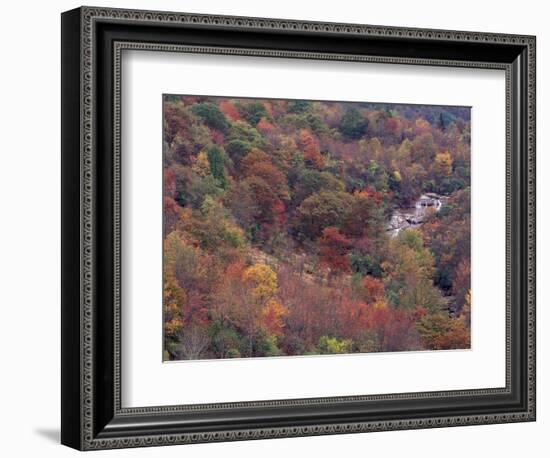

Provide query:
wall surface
left=0, top=0, right=546, bottom=456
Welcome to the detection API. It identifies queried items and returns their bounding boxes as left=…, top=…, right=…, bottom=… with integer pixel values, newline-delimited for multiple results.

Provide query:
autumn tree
left=244, top=160, right=289, bottom=201
left=289, top=168, right=345, bottom=209
left=462, top=290, right=471, bottom=327
left=319, top=227, right=352, bottom=274
left=163, top=250, right=186, bottom=358
left=417, top=313, right=470, bottom=350
left=162, top=95, right=472, bottom=360
left=318, top=336, right=353, bottom=354
left=191, top=150, right=210, bottom=177
left=365, top=304, right=422, bottom=351
left=260, top=299, right=289, bottom=336
left=361, top=276, right=385, bottom=304
left=238, top=263, right=280, bottom=354
left=240, top=148, right=272, bottom=174
left=422, top=188, right=471, bottom=292
left=382, top=229, right=442, bottom=312
left=434, top=150, right=453, bottom=177
left=243, top=264, right=278, bottom=303
left=298, top=129, right=325, bottom=169
left=452, top=259, right=471, bottom=314
left=219, top=100, right=241, bottom=121
left=163, top=197, right=184, bottom=235
left=343, top=190, right=386, bottom=240
left=293, top=190, right=353, bottom=240
left=257, top=117, right=276, bottom=135
left=240, top=175, right=279, bottom=226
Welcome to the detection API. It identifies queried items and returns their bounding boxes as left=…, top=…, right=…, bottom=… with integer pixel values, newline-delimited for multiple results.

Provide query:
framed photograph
left=61, top=6, right=536, bottom=450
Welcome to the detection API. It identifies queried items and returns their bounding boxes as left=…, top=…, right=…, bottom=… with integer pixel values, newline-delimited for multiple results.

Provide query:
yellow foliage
left=373, top=299, right=388, bottom=310
left=163, top=266, right=187, bottom=339
left=164, top=318, right=184, bottom=336
left=192, top=149, right=211, bottom=177
left=163, top=271, right=186, bottom=307
left=462, top=289, right=471, bottom=326
left=435, top=150, right=453, bottom=177
left=415, top=118, right=432, bottom=131
left=243, top=263, right=278, bottom=303
left=397, top=139, right=412, bottom=160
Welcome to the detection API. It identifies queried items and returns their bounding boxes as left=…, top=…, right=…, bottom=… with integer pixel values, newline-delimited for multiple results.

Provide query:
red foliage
left=245, top=161, right=288, bottom=199
left=299, top=129, right=325, bottom=169
left=272, top=200, right=287, bottom=226
left=353, top=234, right=371, bottom=253
left=366, top=306, right=419, bottom=351
left=413, top=305, right=429, bottom=321
left=163, top=168, right=176, bottom=198
left=433, top=324, right=470, bottom=349
left=262, top=101, right=274, bottom=117
left=342, top=191, right=373, bottom=237
left=257, top=117, right=276, bottom=134
left=162, top=95, right=472, bottom=359
left=219, top=100, right=241, bottom=122
left=186, top=301, right=210, bottom=327
left=336, top=297, right=370, bottom=337
left=225, top=261, right=245, bottom=279
left=384, top=116, right=400, bottom=136
left=362, top=186, right=385, bottom=205
left=420, top=219, right=442, bottom=245
left=163, top=197, right=182, bottom=234
left=163, top=104, right=187, bottom=144
left=242, top=175, right=278, bottom=223
left=362, top=276, right=385, bottom=303
left=211, top=130, right=225, bottom=146
left=319, top=227, right=352, bottom=273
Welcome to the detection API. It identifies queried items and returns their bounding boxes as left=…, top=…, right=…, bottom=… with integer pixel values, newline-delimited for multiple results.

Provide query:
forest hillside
left=162, top=95, right=471, bottom=360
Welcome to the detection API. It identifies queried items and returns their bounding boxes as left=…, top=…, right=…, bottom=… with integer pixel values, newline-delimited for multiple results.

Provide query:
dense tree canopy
left=163, top=95, right=471, bottom=360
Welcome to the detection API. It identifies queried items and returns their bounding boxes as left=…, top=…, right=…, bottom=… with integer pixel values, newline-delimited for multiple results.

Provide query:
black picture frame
left=61, top=6, right=536, bottom=450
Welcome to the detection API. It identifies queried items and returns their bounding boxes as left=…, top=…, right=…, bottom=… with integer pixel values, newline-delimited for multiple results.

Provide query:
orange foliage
left=414, top=118, right=432, bottom=134
left=219, top=100, right=241, bottom=121
left=257, top=117, right=276, bottom=134
left=246, top=161, right=288, bottom=199
left=162, top=95, right=472, bottom=359
left=362, top=276, right=385, bottom=303
left=240, top=149, right=271, bottom=174
left=299, top=129, right=325, bottom=169
left=365, top=305, right=420, bottom=351
left=336, top=297, right=370, bottom=338
left=417, top=313, right=470, bottom=350
left=261, top=299, right=289, bottom=336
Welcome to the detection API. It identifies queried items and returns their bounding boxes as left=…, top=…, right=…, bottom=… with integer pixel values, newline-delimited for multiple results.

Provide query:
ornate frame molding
left=61, top=6, right=536, bottom=450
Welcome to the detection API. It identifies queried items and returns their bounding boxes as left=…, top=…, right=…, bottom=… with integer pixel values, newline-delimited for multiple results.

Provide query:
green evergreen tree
left=207, top=145, right=228, bottom=188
